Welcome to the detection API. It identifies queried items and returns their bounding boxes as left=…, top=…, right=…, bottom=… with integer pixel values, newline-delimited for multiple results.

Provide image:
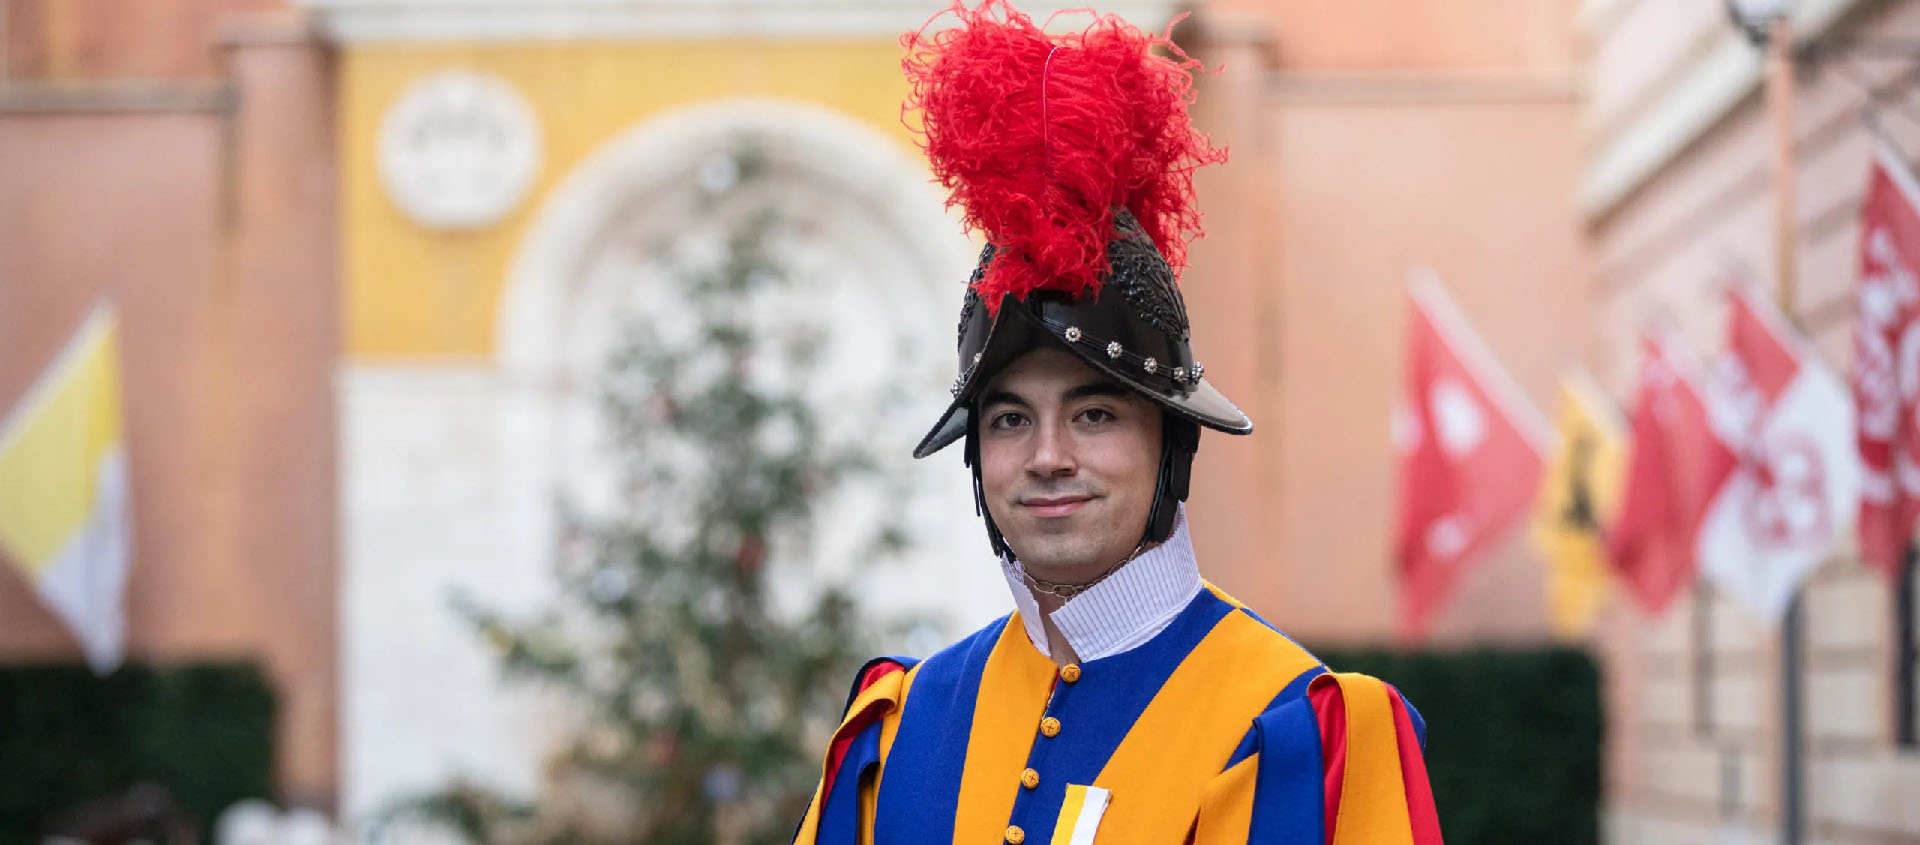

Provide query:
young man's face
left=976, top=346, right=1164, bottom=576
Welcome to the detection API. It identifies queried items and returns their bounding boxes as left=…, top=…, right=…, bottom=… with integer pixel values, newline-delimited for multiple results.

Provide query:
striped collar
left=999, top=505, right=1205, bottom=662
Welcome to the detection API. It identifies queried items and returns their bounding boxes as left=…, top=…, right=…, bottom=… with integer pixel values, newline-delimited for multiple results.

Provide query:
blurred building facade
left=1582, top=0, right=1920, bottom=841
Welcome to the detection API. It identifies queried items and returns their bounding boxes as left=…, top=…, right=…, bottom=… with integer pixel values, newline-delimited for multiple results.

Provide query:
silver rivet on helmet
left=1106, top=341, right=1123, bottom=359
left=1143, top=358, right=1158, bottom=375
left=1190, top=363, right=1204, bottom=382
left=1171, top=367, right=1186, bottom=382
left=971, top=352, right=983, bottom=367
left=1063, top=326, right=1082, bottom=343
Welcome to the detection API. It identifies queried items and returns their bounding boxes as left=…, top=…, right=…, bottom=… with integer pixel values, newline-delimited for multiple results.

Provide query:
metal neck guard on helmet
left=900, top=0, right=1253, bottom=555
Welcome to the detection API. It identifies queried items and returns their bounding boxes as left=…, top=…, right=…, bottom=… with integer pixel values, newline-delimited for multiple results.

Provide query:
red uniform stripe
left=1309, top=678, right=1347, bottom=845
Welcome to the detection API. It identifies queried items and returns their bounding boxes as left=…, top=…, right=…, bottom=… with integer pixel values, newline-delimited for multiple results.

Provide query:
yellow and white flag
left=0, top=305, right=131, bottom=673
left=1527, top=368, right=1626, bottom=638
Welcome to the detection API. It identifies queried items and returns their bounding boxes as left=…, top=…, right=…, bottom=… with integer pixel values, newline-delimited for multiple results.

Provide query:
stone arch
left=499, top=96, right=969, bottom=378
left=494, top=95, right=1003, bottom=640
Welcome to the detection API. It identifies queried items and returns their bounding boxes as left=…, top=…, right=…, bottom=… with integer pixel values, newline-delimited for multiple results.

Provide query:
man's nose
left=1025, top=417, right=1076, bottom=477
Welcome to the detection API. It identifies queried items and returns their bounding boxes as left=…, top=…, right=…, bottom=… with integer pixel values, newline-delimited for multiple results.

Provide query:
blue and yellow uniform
left=793, top=584, right=1442, bottom=844
left=800, top=2, right=1446, bottom=840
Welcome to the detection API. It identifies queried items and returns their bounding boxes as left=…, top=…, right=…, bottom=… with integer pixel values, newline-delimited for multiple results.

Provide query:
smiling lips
left=1021, top=495, right=1094, bottom=518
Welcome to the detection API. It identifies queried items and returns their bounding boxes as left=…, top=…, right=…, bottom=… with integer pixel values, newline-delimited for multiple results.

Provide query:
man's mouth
left=1020, top=495, right=1094, bottom=518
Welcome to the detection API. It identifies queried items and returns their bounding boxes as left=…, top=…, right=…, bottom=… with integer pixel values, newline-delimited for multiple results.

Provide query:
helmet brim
left=912, top=302, right=1252, bottom=459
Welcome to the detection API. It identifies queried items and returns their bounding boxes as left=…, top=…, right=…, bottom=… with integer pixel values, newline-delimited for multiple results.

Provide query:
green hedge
left=0, top=661, right=277, bottom=845
left=1313, top=645, right=1602, bottom=845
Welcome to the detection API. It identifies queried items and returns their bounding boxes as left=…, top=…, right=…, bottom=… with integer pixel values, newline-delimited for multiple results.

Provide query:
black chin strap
left=963, top=428, right=1011, bottom=557
left=1147, top=415, right=1201, bottom=543
left=967, top=411, right=1201, bottom=559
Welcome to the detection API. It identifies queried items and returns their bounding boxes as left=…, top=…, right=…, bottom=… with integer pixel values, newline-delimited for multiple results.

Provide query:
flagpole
left=1763, top=13, right=1806, bottom=845
left=1900, top=543, right=1918, bottom=747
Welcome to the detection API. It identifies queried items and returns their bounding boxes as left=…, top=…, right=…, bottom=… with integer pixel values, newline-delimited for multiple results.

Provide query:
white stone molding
left=1580, top=0, right=1868, bottom=220
left=296, top=0, right=1181, bottom=43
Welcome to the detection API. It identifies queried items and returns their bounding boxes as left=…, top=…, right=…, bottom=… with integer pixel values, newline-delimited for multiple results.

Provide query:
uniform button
left=1060, top=664, right=1081, bottom=683
left=1039, top=716, right=1061, bottom=738
left=1005, top=824, right=1026, bottom=844
left=1021, top=767, right=1040, bottom=789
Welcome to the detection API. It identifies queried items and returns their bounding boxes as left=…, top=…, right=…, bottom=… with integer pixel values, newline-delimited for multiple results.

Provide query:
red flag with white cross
left=1392, top=271, right=1550, bottom=637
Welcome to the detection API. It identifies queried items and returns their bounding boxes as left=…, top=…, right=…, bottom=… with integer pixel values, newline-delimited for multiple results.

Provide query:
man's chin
left=1007, top=536, right=1108, bottom=576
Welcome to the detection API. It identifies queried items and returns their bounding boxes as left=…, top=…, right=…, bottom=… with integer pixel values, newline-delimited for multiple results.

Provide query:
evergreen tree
left=375, top=145, right=908, bottom=845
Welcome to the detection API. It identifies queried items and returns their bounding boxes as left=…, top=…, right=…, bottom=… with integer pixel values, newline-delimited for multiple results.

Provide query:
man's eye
left=990, top=412, right=1029, bottom=430
left=1078, top=408, right=1116, bottom=424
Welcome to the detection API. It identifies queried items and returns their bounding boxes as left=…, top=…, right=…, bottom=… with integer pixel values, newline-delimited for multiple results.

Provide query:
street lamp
left=1726, top=0, right=1793, bottom=45
left=1724, top=5, right=1802, bottom=845
left=1728, top=0, right=1797, bottom=42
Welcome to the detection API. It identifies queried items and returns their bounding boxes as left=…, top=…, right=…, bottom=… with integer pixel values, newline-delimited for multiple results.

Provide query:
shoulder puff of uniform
left=1307, top=671, right=1426, bottom=752
left=837, top=655, right=917, bottom=721
left=793, top=656, right=922, bottom=845
left=1303, top=672, right=1441, bottom=845
left=1193, top=670, right=1441, bottom=845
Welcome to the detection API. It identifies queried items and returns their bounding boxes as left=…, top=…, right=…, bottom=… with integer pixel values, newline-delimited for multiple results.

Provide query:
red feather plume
left=901, top=0, right=1227, bottom=314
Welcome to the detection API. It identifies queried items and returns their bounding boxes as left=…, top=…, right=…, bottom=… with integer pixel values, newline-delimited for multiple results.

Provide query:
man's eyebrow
left=1064, top=381, right=1132, bottom=402
left=979, top=390, right=1030, bottom=409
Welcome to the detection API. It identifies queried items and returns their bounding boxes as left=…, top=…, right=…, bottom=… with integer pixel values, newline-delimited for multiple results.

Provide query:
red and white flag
left=1393, top=271, right=1550, bottom=637
left=1606, top=328, right=1736, bottom=615
left=1853, top=137, right=1920, bottom=583
left=1699, top=282, right=1861, bottom=620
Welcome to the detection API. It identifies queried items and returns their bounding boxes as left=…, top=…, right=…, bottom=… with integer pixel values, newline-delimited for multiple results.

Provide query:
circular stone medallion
left=377, top=69, right=543, bottom=230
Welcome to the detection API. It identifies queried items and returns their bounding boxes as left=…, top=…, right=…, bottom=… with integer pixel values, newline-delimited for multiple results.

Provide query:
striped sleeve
left=1188, top=672, right=1440, bottom=845
left=1310, top=672, right=1441, bottom=845
left=791, top=657, right=914, bottom=845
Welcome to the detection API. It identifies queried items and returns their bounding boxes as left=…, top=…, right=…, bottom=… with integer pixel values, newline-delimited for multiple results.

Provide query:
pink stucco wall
left=1181, top=1, right=1588, bottom=645
left=0, top=24, right=340, bottom=809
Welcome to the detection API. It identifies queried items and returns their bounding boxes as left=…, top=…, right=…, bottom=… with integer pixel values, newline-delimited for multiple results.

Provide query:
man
left=792, top=1, right=1441, bottom=842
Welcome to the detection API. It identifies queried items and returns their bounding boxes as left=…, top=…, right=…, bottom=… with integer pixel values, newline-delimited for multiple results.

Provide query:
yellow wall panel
left=340, top=40, right=915, bottom=358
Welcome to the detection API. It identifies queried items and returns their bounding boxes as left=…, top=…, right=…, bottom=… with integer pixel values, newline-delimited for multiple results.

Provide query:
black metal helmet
left=900, top=0, right=1252, bottom=554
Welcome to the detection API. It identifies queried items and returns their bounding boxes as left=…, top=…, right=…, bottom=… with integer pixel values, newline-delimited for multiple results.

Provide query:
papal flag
left=0, top=304, right=131, bottom=674
left=1528, top=370, right=1627, bottom=637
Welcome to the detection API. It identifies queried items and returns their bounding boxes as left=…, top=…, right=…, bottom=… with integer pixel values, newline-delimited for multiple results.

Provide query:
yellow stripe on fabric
left=1329, top=673, right=1413, bottom=845
left=792, top=664, right=912, bottom=845
left=877, top=662, right=918, bottom=770
left=0, top=308, right=124, bottom=575
left=1203, top=581, right=1242, bottom=608
left=1092, top=608, right=1321, bottom=844
left=841, top=668, right=908, bottom=734
left=952, top=613, right=1058, bottom=845
left=857, top=783, right=877, bottom=845
left=1051, top=784, right=1090, bottom=845
left=1191, top=753, right=1258, bottom=845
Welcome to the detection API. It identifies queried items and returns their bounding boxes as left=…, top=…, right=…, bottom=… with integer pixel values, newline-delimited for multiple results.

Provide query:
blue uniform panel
left=1246, top=694, right=1326, bottom=845
left=869, top=615, right=1007, bottom=843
